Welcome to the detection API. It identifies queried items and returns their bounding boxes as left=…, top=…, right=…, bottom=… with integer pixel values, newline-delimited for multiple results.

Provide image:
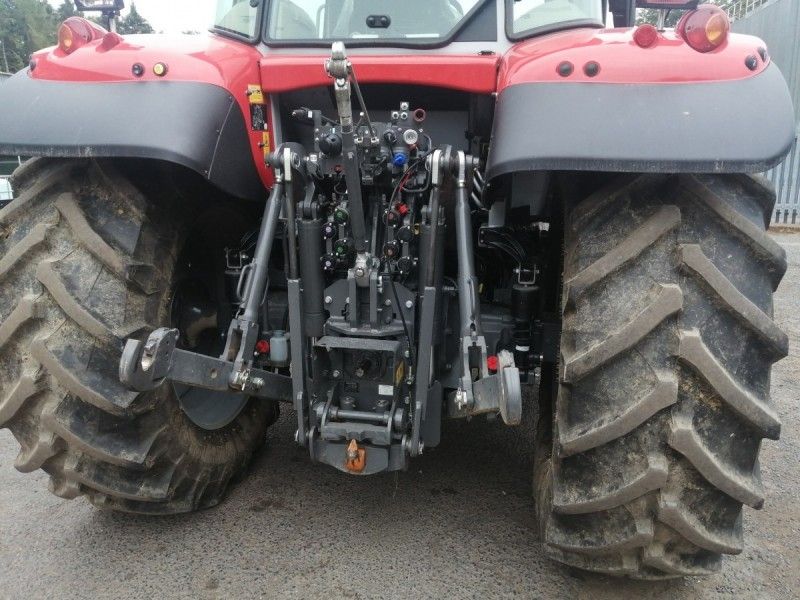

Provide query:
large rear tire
left=536, top=173, right=787, bottom=577
left=0, top=159, right=277, bottom=513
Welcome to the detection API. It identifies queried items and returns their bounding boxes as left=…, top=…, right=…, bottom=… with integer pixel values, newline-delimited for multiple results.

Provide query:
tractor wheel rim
left=174, top=383, right=250, bottom=431
left=170, top=276, right=249, bottom=431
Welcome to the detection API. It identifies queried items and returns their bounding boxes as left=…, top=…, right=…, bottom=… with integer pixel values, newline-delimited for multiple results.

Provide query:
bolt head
left=325, top=296, right=333, bottom=304
left=405, top=300, right=413, bottom=309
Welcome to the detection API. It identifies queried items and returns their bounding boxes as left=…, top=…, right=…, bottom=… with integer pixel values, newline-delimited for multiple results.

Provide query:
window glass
left=215, top=0, right=260, bottom=37
left=267, top=0, right=483, bottom=42
left=509, top=0, right=603, bottom=36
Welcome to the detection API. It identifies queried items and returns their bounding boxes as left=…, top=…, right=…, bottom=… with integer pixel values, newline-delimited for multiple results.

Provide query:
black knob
left=333, top=206, right=349, bottom=225
left=396, top=225, right=414, bottom=243
left=321, top=254, right=338, bottom=273
left=334, top=238, right=354, bottom=258
left=397, top=256, right=413, bottom=274
left=383, top=240, right=400, bottom=259
left=322, top=222, right=337, bottom=240
left=319, top=133, right=342, bottom=157
left=384, top=209, right=401, bottom=228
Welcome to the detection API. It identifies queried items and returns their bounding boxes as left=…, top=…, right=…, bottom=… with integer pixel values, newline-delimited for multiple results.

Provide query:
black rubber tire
left=0, top=158, right=278, bottom=514
left=536, top=173, right=787, bottom=578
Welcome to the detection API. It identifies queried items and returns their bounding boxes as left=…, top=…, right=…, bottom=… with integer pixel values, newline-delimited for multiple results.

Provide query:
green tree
left=116, top=3, right=153, bottom=34
left=0, top=0, right=60, bottom=73
left=55, top=0, right=81, bottom=21
left=637, top=8, right=684, bottom=27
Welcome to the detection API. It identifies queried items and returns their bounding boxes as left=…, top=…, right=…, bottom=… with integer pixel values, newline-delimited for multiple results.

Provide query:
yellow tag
left=395, top=361, right=405, bottom=386
left=261, top=132, right=271, bottom=157
left=247, top=84, right=264, bottom=104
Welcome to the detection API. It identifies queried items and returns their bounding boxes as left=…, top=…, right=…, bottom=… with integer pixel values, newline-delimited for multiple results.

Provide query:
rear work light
left=677, top=4, right=730, bottom=53
left=58, top=17, right=106, bottom=54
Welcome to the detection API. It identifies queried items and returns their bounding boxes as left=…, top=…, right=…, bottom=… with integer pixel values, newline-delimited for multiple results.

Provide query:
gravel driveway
left=2, top=233, right=799, bottom=600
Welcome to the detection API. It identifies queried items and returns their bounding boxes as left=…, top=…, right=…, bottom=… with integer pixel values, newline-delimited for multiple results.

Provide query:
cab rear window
left=214, top=0, right=260, bottom=38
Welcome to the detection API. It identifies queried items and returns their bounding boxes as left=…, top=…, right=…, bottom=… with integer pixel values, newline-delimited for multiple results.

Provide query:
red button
left=487, top=355, right=499, bottom=372
left=255, top=339, right=270, bottom=355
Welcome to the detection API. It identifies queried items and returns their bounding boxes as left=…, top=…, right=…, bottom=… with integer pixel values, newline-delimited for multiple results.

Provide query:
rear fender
left=0, top=34, right=272, bottom=200
left=486, top=29, right=796, bottom=178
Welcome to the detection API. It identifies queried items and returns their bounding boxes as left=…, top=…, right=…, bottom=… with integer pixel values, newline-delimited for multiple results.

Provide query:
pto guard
left=486, top=63, right=796, bottom=178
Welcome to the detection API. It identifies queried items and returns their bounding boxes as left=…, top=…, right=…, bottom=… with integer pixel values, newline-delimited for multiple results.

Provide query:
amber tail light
left=58, top=17, right=107, bottom=55
left=677, top=4, right=731, bottom=53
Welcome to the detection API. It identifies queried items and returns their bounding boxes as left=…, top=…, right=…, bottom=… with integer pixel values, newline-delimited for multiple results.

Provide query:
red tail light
left=58, top=17, right=107, bottom=55
left=633, top=24, right=659, bottom=48
left=677, top=4, right=730, bottom=53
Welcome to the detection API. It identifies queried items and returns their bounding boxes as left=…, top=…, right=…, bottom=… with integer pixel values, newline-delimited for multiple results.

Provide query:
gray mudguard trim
left=486, top=64, right=796, bottom=179
left=0, top=72, right=265, bottom=200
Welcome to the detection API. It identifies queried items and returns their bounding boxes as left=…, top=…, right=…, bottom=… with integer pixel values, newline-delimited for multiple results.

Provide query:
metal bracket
left=448, top=351, right=522, bottom=425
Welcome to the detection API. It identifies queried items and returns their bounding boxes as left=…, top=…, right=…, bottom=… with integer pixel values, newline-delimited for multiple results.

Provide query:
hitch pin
left=344, top=439, right=366, bottom=473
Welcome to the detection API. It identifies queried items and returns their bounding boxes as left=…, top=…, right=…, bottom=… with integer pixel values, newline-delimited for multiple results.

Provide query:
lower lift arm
left=119, top=146, right=302, bottom=405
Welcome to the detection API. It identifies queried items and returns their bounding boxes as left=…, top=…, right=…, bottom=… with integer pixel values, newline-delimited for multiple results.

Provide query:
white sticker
left=378, top=384, right=394, bottom=397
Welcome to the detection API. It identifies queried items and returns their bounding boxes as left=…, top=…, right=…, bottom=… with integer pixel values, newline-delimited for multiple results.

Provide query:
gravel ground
left=1, top=232, right=799, bottom=600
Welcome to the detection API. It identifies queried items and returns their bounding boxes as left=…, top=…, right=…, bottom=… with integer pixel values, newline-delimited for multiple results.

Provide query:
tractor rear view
left=0, top=0, right=794, bottom=578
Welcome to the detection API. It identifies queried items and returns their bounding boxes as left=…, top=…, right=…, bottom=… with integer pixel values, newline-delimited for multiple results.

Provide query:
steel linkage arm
left=325, top=42, right=369, bottom=252
left=119, top=328, right=293, bottom=403
left=119, top=144, right=306, bottom=405
left=450, top=151, right=522, bottom=425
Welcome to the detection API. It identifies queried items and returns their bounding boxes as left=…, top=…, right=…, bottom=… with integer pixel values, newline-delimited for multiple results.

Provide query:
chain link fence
left=721, top=0, right=778, bottom=21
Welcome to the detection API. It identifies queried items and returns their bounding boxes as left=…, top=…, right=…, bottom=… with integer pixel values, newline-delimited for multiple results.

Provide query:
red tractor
left=0, top=0, right=794, bottom=578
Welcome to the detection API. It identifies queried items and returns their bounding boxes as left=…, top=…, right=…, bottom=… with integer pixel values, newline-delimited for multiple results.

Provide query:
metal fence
left=770, top=135, right=800, bottom=225
left=722, top=0, right=778, bottom=21
left=729, top=0, right=800, bottom=225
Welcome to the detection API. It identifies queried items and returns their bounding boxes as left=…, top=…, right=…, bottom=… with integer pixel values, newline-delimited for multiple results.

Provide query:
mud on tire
left=536, top=173, right=787, bottom=578
left=0, top=159, right=277, bottom=513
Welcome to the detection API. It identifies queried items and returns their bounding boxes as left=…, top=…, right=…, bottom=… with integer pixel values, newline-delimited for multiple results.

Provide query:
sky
left=48, top=0, right=218, bottom=34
